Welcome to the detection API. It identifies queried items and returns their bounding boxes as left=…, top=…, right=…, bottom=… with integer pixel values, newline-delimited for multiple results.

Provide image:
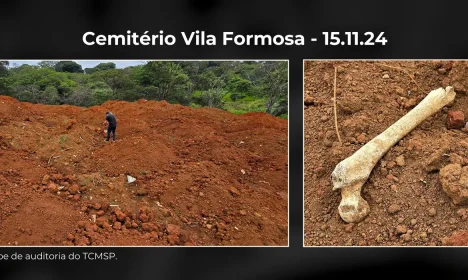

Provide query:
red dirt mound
left=304, top=61, right=468, bottom=246
left=0, top=97, right=288, bottom=246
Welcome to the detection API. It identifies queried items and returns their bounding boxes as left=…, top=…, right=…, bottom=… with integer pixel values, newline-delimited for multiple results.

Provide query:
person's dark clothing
left=106, top=113, right=117, bottom=127
left=107, top=125, right=116, bottom=141
left=105, top=113, right=117, bottom=141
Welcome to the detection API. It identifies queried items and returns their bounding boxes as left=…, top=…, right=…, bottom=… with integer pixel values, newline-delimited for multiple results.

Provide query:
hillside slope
left=0, top=97, right=288, bottom=246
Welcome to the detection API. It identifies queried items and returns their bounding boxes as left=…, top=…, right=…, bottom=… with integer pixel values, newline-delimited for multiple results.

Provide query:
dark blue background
left=1, top=0, right=468, bottom=279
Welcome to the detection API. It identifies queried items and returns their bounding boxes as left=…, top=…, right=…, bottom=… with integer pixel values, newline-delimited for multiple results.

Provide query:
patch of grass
left=279, top=114, right=288, bottom=120
left=224, top=97, right=267, bottom=115
left=79, top=177, right=92, bottom=186
left=59, top=135, right=67, bottom=144
left=192, top=90, right=203, bottom=98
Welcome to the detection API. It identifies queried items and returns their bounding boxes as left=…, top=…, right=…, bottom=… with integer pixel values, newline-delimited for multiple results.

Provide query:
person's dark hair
left=106, top=112, right=110, bottom=115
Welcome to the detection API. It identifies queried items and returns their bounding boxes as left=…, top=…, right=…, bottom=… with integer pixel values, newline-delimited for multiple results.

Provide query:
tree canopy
left=0, top=61, right=288, bottom=117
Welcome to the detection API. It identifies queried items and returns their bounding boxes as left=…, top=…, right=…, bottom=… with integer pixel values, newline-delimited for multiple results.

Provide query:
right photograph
left=304, top=60, right=468, bottom=246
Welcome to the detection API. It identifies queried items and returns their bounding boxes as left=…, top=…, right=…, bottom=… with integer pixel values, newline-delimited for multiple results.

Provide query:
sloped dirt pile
left=0, top=97, right=288, bottom=246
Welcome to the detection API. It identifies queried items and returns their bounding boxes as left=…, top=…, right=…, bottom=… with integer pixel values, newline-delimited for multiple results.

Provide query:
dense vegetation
left=0, top=61, right=288, bottom=118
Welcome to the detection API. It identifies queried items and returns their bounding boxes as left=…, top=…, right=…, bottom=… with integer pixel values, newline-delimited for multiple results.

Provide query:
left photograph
left=0, top=60, right=289, bottom=246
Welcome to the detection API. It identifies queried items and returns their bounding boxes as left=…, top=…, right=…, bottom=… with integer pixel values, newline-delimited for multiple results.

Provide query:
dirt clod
left=440, top=164, right=468, bottom=205
left=388, top=204, right=401, bottom=214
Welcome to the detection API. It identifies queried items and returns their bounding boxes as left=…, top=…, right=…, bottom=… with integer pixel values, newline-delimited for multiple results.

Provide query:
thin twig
left=48, top=153, right=55, bottom=165
left=374, top=62, right=422, bottom=91
left=333, top=66, right=342, bottom=144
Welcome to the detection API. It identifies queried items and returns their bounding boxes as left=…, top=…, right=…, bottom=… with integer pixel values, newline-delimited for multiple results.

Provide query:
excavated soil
left=0, top=97, right=288, bottom=246
left=304, top=60, right=468, bottom=246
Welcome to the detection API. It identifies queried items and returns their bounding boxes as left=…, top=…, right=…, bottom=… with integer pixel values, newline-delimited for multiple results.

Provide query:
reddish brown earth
left=304, top=60, right=468, bottom=246
left=0, top=97, right=288, bottom=246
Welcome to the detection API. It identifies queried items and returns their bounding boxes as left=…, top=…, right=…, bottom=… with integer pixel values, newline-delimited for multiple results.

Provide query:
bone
left=331, top=86, right=456, bottom=223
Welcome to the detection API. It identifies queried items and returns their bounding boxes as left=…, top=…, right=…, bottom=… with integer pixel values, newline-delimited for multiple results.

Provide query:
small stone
left=96, top=217, right=107, bottom=227
left=395, top=155, right=406, bottom=166
left=239, top=210, right=247, bottom=216
left=141, top=222, right=158, bottom=232
left=395, top=86, right=405, bottom=95
left=42, top=174, right=51, bottom=185
left=139, top=213, right=149, bottom=222
left=357, top=133, right=366, bottom=143
left=115, top=210, right=126, bottom=222
left=167, top=234, right=180, bottom=245
left=136, top=188, right=147, bottom=196
left=388, top=204, right=401, bottom=214
left=344, top=223, right=355, bottom=233
left=304, top=96, right=315, bottom=106
left=69, top=184, right=79, bottom=195
left=438, top=68, right=447, bottom=74
left=404, top=98, right=418, bottom=109
left=320, top=115, right=329, bottom=122
left=401, top=233, right=411, bottom=242
left=166, top=224, right=180, bottom=236
left=440, top=164, right=468, bottom=205
left=48, top=182, right=57, bottom=192
left=457, top=209, right=467, bottom=217
left=420, top=232, right=427, bottom=238
left=411, top=219, right=417, bottom=226
left=396, top=225, right=407, bottom=234
left=387, top=161, right=396, bottom=169
left=229, top=186, right=240, bottom=196
left=113, top=222, right=122, bottom=230
left=383, top=74, right=389, bottom=79
left=323, top=138, right=333, bottom=147
left=428, top=207, right=437, bottom=217
left=449, top=218, right=457, bottom=224
left=446, top=111, right=465, bottom=129
left=67, top=233, right=74, bottom=241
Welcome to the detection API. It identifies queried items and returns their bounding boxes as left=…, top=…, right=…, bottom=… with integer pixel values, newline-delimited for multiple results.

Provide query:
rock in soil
left=446, top=111, right=465, bottom=129
left=440, top=164, right=468, bottom=205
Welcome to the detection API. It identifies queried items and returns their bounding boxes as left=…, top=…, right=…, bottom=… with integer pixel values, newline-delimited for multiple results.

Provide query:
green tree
left=65, top=86, right=93, bottom=106
left=55, top=61, right=84, bottom=73
left=38, top=61, right=57, bottom=69
left=0, top=61, right=9, bottom=76
left=93, top=69, right=132, bottom=98
left=0, top=61, right=11, bottom=94
left=85, top=62, right=116, bottom=74
left=138, top=61, right=189, bottom=102
left=9, top=66, right=76, bottom=103
left=261, top=61, right=288, bottom=114
left=227, top=75, right=252, bottom=93
left=199, top=71, right=228, bottom=108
